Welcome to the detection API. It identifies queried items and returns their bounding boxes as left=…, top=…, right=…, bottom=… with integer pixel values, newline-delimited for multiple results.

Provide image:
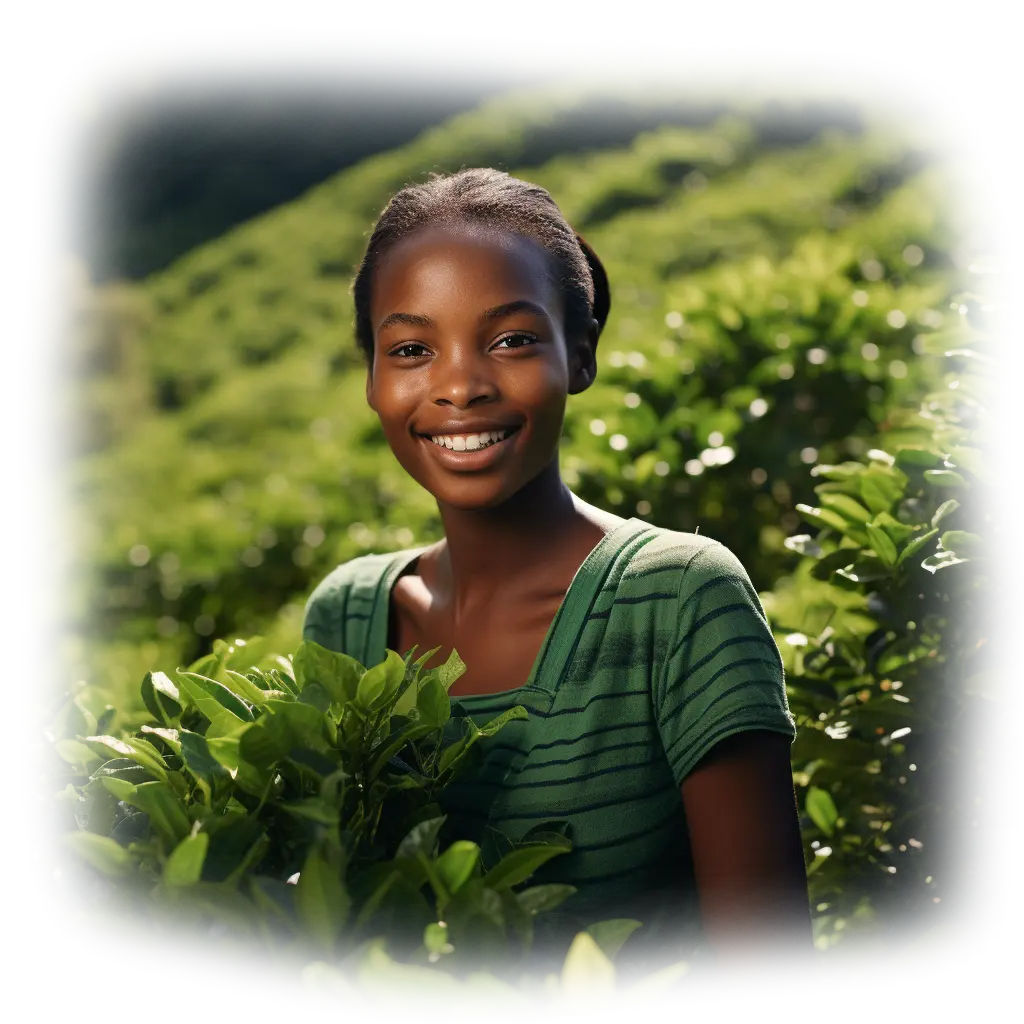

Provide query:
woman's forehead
left=372, top=223, right=561, bottom=320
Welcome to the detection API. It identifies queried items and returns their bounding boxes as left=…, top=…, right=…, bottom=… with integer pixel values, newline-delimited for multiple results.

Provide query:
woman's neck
left=430, top=459, right=617, bottom=624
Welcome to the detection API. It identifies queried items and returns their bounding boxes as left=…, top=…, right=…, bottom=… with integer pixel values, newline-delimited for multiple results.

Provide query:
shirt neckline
left=365, top=517, right=656, bottom=703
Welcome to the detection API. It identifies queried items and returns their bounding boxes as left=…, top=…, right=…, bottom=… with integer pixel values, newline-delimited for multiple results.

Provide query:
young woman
left=303, top=168, right=810, bottom=966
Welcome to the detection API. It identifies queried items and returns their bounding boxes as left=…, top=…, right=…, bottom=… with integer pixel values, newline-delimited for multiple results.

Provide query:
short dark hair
left=352, top=167, right=610, bottom=368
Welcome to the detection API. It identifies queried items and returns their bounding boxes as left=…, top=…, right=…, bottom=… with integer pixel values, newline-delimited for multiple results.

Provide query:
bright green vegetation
left=24, top=49, right=1007, bottom=991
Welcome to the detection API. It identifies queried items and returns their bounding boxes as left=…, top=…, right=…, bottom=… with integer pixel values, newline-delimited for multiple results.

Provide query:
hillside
left=67, top=86, right=963, bottom=706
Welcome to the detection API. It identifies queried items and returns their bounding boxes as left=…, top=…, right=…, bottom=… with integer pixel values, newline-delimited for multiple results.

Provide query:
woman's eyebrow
left=378, top=311, right=435, bottom=332
left=378, top=301, right=549, bottom=333
left=481, top=300, right=550, bottom=322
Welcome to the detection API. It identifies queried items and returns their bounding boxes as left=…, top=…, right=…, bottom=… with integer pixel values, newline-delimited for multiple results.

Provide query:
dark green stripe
left=668, top=717, right=793, bottom=780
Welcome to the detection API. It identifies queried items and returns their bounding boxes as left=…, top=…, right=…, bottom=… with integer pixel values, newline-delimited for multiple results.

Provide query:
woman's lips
left=418, top=425, right=521, bottom=471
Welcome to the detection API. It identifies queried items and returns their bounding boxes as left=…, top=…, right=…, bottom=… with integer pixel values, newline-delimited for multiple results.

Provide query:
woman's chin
left=432, top=484, right=518, bottom=513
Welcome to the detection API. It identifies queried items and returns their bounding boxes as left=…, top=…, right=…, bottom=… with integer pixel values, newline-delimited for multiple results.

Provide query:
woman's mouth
left=417, top=425, right=522, bottom=469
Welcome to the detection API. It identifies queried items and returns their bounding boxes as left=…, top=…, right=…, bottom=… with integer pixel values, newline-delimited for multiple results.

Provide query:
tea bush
left=764, top=289, right=989, bottom=946
left=54, top=636, right=651, bottom=982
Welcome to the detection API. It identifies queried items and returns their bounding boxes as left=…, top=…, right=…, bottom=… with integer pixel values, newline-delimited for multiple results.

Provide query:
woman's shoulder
left=302, top=548, right=418, bottom=649
left=625, top=523, right=755, bottom=598
left=305, top=550, right=398, bottom=608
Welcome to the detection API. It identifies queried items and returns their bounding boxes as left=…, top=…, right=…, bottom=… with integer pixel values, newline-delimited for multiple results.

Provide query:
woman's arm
left=680, top=729, right=812, bottom=957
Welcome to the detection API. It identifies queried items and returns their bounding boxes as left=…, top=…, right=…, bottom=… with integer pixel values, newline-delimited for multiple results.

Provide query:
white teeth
left=429, top=427, right=514, bottom=450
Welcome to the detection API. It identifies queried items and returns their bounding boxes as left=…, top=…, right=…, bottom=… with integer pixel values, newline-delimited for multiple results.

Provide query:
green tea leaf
left=53, top=782, right=78, bottom=823
left=295, top=848, right=350, bottom=951
left=586, top=919, right=642, bottom=961
left=179, top=730, right=231, bottom=790
left=516, top=883, right=576, bottom=915
left=238, top=715, right=292, bottom=766
left=436, top=648, right=467, bottom=692
left=174, top=880, right=260, bottom=937
left=561, top=932, right=615, bottom=989
left=52, top=697, right=97, bottom=743
left=163, top=832, right=209, bottom=886
left=923, top=469, right=967, bottom=489
left=99, top=775, right=136, bottom=802
left=176, top=672, right=255, bottom=723
left=942, top=444, right=1007, bottom=487
left=121, top=781, right=191, bottom=846
left=141, top=671, right=183, bottom=725
left=810, top=548, right=861, bottom=580
left=222, top=669, right=269, bottom=707
left=805, top=786, right=838, bottom=836
left=895, top=447, right=944, bottom=469
left=54, top=739, right=101, bottom=770
left=869, top=511, right=914, bottom=545
left=301, top=962, right=374, bottom=1011
left=83, top=735, right=168, bottom=781
left=65, top=832, right=133, bottom=877
left=298, top=681, right=333, bottom=714
left=416, top=676, right=451, bottom=728
left=79, top=783, right=118, bottom=834
left=140, top=725, right=181, bottom=754
left=859, top=476, right=894, bottom=515
left=481, top=839, right=571, bottom=890
left=820, top=493, right=872, bottom=524
left=355, top=650, right=405, bottom=711
left=411, top=645, right=443, bottom=675
left=248, top=877, right=295, bottom=929
left=922, top=549, right=969, bottom=573
left=293, top=640, right=364, bottom=705
left=796, top=503, right=852, bottom=534
left=931, top=498, right=961, bottom=528
left=895, top=528, right=938, bottom=567
left=836, top=556, right=891, bottom=583
left=201, top=815, right=265, bottom=882
left=865, top=524, right=898, bottom=567
left=396, top=817, right=446, bottom=861
left=263, top=699, right=333, bottom=754
left=884, top=921, right=970, bottom=966
left=435, top=841, right=480, bottom=895
left=477, top=705, right=530, bottom=738
left=966, top=663, right=1015, bottom=704
left=368, top=721, right=435, bottom=780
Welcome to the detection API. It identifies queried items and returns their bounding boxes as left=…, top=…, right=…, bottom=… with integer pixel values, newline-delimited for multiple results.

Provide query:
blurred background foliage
left=64, top=84, right=989, bottom=952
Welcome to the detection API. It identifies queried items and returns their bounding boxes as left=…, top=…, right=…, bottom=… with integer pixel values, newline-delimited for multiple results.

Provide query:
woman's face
left=366, top=223, right=596, bottom=511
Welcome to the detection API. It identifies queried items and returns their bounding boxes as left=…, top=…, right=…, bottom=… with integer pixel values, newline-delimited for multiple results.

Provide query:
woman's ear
left=567, top=318, right=600, bottom=395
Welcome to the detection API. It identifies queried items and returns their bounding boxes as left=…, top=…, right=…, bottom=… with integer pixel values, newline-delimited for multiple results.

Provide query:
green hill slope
left=68, top=87, right=963, bottom=707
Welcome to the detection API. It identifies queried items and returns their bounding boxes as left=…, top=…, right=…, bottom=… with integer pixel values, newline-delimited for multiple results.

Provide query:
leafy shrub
left=762, top=288, right=989, bottom=946
left=25, top=638, right=688, bottom=1015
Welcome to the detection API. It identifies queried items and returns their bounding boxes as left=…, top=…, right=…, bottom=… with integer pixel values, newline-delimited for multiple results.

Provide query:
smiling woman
left=303, top=168, right=810, bottom=968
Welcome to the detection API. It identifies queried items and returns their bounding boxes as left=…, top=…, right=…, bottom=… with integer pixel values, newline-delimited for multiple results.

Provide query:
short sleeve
left=653, top=539, right=795, bottom=786
left=302, top=565, right=354, bottom=653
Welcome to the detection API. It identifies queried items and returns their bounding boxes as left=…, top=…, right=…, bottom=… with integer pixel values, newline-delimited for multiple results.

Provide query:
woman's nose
left=429, top=347, right=499, bottom=408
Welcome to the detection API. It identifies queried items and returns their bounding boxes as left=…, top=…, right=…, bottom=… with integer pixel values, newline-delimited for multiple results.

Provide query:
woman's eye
left=390, top=343, right=429, bottom=358
left=493, top=333, right=537, bottom=351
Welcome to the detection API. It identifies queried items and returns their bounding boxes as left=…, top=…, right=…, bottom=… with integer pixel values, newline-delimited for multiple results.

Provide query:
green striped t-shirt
left=302, top=517, right=794, bottom=963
